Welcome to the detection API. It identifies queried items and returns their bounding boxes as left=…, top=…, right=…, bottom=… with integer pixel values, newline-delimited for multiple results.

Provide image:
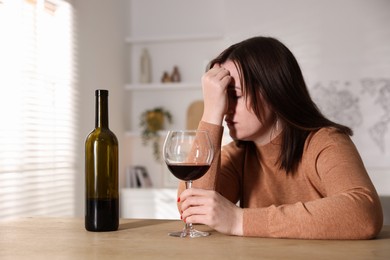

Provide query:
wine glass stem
left=185, top=180, right=192, bottom=189
left=184, top=180, right=194, bottom=233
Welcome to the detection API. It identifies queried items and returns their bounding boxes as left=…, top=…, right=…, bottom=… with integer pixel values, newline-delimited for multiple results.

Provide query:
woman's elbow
left=359, top=200, right=383, bottom=239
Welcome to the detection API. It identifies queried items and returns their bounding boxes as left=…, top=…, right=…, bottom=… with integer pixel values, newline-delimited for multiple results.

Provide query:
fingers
left=179, top=188, right=209, bottom=208
left=179, top=188, right=215, bottom=220
left=179, top=188, right=210, bottom=211
left=181, top=203, right=209, bottom=219
left=178, top=188, right=244, bottom=236
left=206, top=64, right=231, bottom=82
left=201, top=64, right=232, bottom=125
left=179, top=189, right=212, bottom=225
left=182, top=211, right=210, bottom=226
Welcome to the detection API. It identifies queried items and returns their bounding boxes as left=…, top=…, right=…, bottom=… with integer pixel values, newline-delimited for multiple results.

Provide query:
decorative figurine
left=140, top=48, right=151, bottom=83
left=161, top=71, right=171, bottom=83
left=171, top=66, right=181, bottom=82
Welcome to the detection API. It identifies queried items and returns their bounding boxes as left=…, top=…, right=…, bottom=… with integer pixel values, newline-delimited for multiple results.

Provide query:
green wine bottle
left=85, top=89, right=119, bottom=231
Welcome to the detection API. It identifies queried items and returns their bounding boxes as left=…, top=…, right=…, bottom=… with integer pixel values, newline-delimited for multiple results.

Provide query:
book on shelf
left=126, top=166, right=153, bottom=188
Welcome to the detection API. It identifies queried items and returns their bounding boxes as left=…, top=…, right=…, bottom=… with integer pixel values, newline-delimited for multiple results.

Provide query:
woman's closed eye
left=229, top=93, right=241, bottom=100
left=227, top=86, right=242, bottom=100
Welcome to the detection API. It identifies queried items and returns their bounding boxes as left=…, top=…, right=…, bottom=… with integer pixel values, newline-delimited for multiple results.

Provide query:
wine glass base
left=169, top=229, right=210, bottom=238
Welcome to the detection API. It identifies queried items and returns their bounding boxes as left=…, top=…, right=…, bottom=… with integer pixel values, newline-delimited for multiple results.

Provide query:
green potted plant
left=140, top=107, right=173, bottom=161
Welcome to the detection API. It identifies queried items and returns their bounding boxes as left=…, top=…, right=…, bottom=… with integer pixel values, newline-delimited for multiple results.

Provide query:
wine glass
left=163, top=130, right=214, bottom=238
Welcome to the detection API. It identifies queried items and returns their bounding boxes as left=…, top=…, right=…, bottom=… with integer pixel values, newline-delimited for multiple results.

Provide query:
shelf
left=125, top=130, right=169, bottom=138
left=125, top=33, right=223, bottom=44
left=125, top=82, right=201, bottom=91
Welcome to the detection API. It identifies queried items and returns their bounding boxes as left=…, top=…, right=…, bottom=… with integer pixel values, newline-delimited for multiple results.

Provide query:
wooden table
left=1, top=218, right=389, bottom=259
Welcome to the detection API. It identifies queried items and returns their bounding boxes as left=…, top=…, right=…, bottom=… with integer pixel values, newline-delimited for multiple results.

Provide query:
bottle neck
left=95, top=92, right=109, bottom=129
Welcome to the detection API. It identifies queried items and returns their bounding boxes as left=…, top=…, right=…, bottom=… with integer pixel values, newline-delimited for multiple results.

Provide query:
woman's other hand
left=201, top=64, right=232, bottom=126
left=179, top=188, right=243, bottom=236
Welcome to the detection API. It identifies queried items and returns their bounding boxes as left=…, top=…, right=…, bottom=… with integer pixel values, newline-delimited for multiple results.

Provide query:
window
left=0, top=0, right=77, bottom=220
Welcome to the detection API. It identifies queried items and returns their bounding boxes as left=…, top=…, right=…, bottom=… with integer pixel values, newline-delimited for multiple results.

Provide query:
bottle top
left=95, top=89, right=109, bottom=96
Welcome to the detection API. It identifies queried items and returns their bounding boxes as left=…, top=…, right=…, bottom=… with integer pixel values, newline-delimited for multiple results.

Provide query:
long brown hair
left=209, top=36, right=352, bottom=173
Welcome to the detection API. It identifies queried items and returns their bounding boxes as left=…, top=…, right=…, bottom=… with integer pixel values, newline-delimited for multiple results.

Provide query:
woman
left=177, top=36, right=383, bottom=239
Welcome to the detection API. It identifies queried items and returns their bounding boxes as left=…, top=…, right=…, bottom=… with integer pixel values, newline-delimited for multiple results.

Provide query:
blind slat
left=0, top=0, right=77, bottom=220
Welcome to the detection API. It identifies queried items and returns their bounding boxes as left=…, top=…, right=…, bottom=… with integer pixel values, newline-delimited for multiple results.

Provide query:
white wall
left=220, top=0, right=390, bottom=196
left=223, top=0, right=390, bottom=80
left=74, top=0, right=127, bottom=217
left=74, top=0, right=390, bottom=216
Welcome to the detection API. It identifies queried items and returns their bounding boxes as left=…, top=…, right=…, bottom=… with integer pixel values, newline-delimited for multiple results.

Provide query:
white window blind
left=0, top=0, right=77, bottom=220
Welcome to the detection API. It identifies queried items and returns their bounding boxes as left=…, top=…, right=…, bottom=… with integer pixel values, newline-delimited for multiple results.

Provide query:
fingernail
left=177, top=197, right=180, bottom=202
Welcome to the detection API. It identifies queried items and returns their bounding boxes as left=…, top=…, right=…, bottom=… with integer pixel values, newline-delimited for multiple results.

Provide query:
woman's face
left=222, top=60, right=276, bottom=145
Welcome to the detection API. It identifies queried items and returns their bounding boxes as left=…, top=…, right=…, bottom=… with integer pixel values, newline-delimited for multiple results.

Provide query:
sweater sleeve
left=243, top=130, right=383, bottom=239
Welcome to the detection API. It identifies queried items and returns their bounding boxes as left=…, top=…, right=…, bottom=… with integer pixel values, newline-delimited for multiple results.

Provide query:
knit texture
left=179, top=121, right=383, bottom=239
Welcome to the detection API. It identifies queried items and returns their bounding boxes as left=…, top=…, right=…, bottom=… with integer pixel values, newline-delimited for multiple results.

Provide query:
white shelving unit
left=126, top=35, right=223, bottom=88
left=124, top=33, right=223, bottom=134
left=121, top=0, right=225, bottom=218
left=122, top=33, right=223, bottom=187
left=120, top=188, right=179, bottom=219
left=125, top=82, right=202, bottom=91
left=121, top=34, right=219, bottom=217
left=125, top=33, right=223, bottom=44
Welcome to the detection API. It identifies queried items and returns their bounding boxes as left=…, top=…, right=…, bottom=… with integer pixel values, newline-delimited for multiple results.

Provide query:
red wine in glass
left=167, top=163, right=210, bottom=181
left=163, top=130, right=214, bottom=238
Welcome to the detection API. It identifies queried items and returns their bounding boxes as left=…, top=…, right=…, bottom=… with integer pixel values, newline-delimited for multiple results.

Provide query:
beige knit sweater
left=178, top=121, right=383, bottom=239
